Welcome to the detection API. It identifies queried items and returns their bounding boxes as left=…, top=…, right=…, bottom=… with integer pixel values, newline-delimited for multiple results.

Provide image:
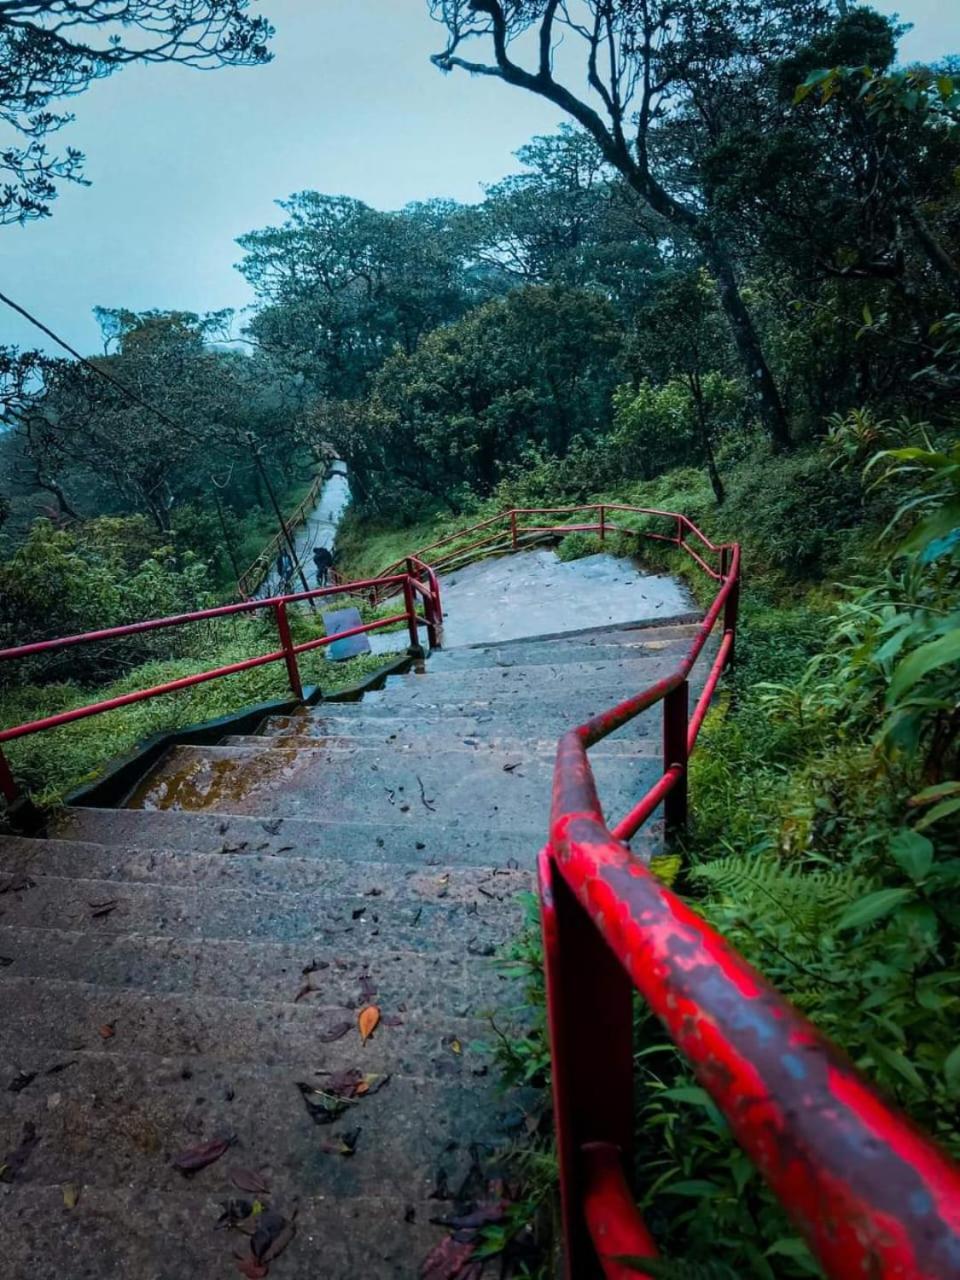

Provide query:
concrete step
left=0, top=1049, right=528, bottom=1202
left=48, top=809, right=543, bottom=866
left=0, top=1182, right=488, bottom=1280
left=0, top=921, right=519, bottom=1009
left=0, top=976, right=499, bottom=1075
left=0, top=836, right=530, bottom=900
left=220, top=732, right=654, bottom=758
left=122, top=744, right=657, bottom=830
left=372, top=653, right=685, bottom=701
left=426, top=633, right=696, bottom=671
left=0, top=871, right=522, bottom=948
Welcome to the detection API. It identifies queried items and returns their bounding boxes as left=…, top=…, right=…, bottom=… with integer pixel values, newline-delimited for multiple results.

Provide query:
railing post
left=663, top=679, right=689, bottom=836
left=540, top=850, right=635, bottom=1279
left=723, top=558, right=740, bottom=670
left=599, top=504, right=606, bottom=542
left=510, top=510, right=518, bottom=550
left=0, top=747, right=18, bottom=806
left=273, top=601, right=304, bottom=702
left=402, top=562, right=424, bottom=656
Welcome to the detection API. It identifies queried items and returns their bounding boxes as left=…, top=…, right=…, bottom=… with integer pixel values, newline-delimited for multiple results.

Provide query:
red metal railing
left=0, top=560, right=443, bottom=805
left=371, top=504, right=960, bottom=1276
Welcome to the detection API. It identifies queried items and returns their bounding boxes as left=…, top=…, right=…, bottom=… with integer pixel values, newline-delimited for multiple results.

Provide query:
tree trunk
left=688, top=375, right=726, bottom=505
left=701, top=234, right=792, bottom=450
left=901, top=202, right=960, bottom=299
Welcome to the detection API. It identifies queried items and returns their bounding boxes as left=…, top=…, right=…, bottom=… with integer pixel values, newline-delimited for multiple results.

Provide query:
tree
left=467, top=124, right=666, bottom=311
left=623, top=270, right=740, bottom=501
left=328, top=284, right=622, bottom=516
left=428, top=0, right=851, bottom=449
left=0, top=0, right=273, bottom=222
left=17, top=309, right=303, bottom=531
left=237, top=193, right=478, bottom=398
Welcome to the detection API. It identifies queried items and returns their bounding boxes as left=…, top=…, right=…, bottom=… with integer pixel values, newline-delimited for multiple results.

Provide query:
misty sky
left=1, top=0, right=957, bottom=357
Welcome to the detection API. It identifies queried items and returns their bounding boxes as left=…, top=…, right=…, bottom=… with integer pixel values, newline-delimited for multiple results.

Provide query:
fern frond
left=691, top=854, right=865, bottom=933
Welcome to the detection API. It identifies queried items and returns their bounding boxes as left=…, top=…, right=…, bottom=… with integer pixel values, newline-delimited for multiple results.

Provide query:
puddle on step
left=127, top=747, right=306, bottom=812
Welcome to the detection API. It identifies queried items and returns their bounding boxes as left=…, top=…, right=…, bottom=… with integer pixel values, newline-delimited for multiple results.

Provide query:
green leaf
left=837, top=887, right=914, bottom=931
left=889, top=630, right=960, bottom=702
left=898, top=500, right=960, bottom=554
left=916, top=797, right=960, bottom=831
left=889, top=829, right=934, bottom=881
left=909, top=781, right=960, bottom=807
left=944, top=1044, right=960, bottom=1095
left=937, top=75, right=954, bottom=100
left=662, top=1179, right=723, bottom=1197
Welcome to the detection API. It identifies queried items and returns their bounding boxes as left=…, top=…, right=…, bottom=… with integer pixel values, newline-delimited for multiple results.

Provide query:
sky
left=1, top=0, right=957, bottom=358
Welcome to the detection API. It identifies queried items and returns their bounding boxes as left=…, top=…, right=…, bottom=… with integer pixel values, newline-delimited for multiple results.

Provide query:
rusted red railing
left=0, top=563, right=443, bottom=806
left=369, top=503, right=717, bottom=603
left=522, top=517, right=960, bottom=1278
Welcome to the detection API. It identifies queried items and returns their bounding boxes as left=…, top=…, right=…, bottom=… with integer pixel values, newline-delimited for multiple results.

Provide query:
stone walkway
left=0, top=572, right=703, bottom=1276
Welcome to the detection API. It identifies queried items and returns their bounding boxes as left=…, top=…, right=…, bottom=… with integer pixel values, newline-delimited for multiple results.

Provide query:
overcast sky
left=1, top=0, right=957, bottom=357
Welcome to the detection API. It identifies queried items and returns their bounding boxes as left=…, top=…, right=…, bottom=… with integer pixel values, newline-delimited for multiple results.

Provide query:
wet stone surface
left=1, top=588, right=703, bottom=1278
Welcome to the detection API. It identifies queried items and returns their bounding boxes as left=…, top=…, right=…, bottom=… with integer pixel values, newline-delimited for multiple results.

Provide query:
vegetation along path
left=0, top=551, right=704, bottom=1278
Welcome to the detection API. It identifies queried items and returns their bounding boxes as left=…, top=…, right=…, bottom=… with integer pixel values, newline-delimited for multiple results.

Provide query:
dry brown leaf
left=62, top=1182, right=80, bottom=1209
left=98, top=1023, right=115, bottom=1040
left=358, top=1004, right=380, bottom=1044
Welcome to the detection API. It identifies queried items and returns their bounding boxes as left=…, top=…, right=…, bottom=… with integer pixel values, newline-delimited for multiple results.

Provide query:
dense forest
left=1, top=1, right=960, bottom=1274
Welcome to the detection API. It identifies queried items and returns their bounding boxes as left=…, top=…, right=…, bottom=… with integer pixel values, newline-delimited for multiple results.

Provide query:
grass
left=1, top=610, right=405, bottom=808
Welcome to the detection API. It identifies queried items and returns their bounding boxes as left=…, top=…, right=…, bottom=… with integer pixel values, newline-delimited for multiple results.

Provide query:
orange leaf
left=358, top=1004, right=380, bottom=1044
left=99, top=1023, right=115, bottom=1040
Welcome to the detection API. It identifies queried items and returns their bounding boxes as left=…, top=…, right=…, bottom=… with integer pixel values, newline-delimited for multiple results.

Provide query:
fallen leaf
left=233, top=1255, right=268, bottom=1279
left=355, top=1072, right=390, bottom=1097
left=293, top=982, right=315, bottom=1003
left=260, top=1209, right=297, bottom=1264
left=317, top=1020, right=352, bottom=1043
left=502, top=761, right=523, bottom=773
left=358, top=1005, right=380, bottom=1044
left=296, top=1082, right=349, bottom=1126
left=358, top=973, right=377, bottom=999
left=443, top=1036, right=462, bottom=1055
left=319, top=1128, right=360, bottom=1156
left=419, top=1235, right=478, bottom=1279
left=231, top=1168, right=271, bottom=1196
left=381, top=1013, right=404, bottom=1027
left=1, top=1122, right=38, bottom=1182
left=98, top=1023, right=115, bottom=1040
left=251, top=1209, right=289, bottom=1261
left=8, top=1070, right=36, bottom=1093
left=89, top=898, right=119, bottom=918
left=45, top=1060, right=77, bottom=1076
left=0, top=956, right=13, bottom=967
left=62, top=1182, right=80, bottom=1209
left=301, top=958, right=328, bottom=975
left=172, top=1133, right=236, bottom=1175
left=0, top=874, right=35, bottom=894
left=217, top=1198, right=254, bottom=1228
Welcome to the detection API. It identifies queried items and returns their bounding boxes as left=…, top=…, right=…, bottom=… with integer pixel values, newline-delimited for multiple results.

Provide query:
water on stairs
left=0, top=615, right=705, bottom=1278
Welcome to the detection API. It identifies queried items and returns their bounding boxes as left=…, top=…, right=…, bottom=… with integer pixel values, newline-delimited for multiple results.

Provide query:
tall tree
left=0, top=0, right=273, bottom=222
left=428, top=0, right=849, bottom=448
left=237, top=194, right=477, bottom=397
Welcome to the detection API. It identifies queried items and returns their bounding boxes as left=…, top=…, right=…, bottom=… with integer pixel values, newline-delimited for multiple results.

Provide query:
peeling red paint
left=543, top=530, right=960, bottom=1279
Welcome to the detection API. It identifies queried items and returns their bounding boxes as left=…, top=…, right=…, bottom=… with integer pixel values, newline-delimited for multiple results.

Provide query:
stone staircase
left=0, top=620, right=701, bottom=1279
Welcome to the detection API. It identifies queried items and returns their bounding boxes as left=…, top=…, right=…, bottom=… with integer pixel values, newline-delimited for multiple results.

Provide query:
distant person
left=276, top=548, right=294, bottom=590
left=313, top=544, right=334, bottom=587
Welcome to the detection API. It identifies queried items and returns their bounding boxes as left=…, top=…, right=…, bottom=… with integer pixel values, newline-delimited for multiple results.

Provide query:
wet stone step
left=0, top=1183, right=470, bottom=1280
left=220, top=732, right=654, bottom=758
left=0, top=924, right=520, bottom=1009
left=0, top=837, right=531, bottom=899
left=0, top=874, right=518, bottom=949
left=0, top=1053, right=530, bottom=1203
left=50, top=809, right=540, bottom=866
left=0, top=978, right=501, bottom=1076
left=425, top=628, right=700, bottom=670
left=121, top=744, right=657, bottom=828
left=378, top=652, right=686, bottom=694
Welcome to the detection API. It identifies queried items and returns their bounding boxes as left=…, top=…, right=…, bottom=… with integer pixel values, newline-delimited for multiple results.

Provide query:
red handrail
left=0, top=567, right=443, bottom=806
left=532, top=522, right=960, bottom=1277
